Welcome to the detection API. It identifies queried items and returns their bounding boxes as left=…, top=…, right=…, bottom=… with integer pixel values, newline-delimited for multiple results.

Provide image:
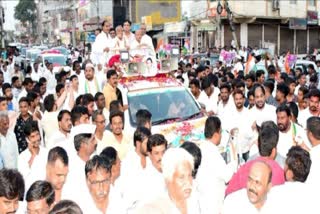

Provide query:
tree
left=14, top=0, right=37, bottom=35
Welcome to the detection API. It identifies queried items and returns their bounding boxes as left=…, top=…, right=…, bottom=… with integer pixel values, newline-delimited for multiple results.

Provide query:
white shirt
left=47, top=130, right=72, bottom=150
left=133, top=191, right=200, bottom=214
left=2, top=68, right=11, bottom=83
left=217, top=96, right=235, bottom=119
left=198, top=88, right=219, bottom=114
left=41, top=111, right=59, bottom=145
left=298, top=107, right=319, bottom=129
left=141, top=34, right=154, bottom=51
left=91, top=31, right=113, bottom=65
left=277, top=122, right=310, bottom=157
left=17, top=88, right=27, bottom=103
left=248, top=103, right=277, bottom=127
left=112, top=37, right=128, bottom=54
left=79, top=77, right=101, bottom=96
left=0, top=132, right=19, bottom=169
left=74, top=184, right=125, bottom=214
left=120, top=150, right=152, bottom=209
left=221, top=107, right=254, bottom=153
left=30, top=70, right=40, bottom=82
left=18, top=147, right=48, bottom=190
left=267, top=182, right=316, bottom=214
left=62, top=153, right=87, bottom=202
left=140, top=164, right=166, bottom=202
left=306, top=144, right=320, bottom=187
left=196, top=140, right=236, bottom=214
left=223, top=189, right=272, bottom=214
left=124, top=32, right=135, bottom=45
left=43, top=69, right=57, bottom=94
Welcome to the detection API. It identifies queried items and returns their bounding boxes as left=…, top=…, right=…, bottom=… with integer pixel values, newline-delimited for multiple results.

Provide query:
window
left=308, top=0, right=316, bottom=6
left=290, top=0, right=297, bottom=4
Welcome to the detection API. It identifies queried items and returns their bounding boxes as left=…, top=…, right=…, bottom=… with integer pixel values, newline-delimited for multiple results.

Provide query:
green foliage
left=14, top=0, right=37, bottom=24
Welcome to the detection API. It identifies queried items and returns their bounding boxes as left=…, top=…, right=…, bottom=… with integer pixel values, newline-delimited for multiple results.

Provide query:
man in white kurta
left=305, top=117, right=320, bottom=188
left=91, top=21, right=113, bottom=65
left=221, top=90, right=254, bottom=158
left=0, top=112, right=19, bottom=169
left=196, top=117, right=237, bottom=214
left=79, top=63, right=102, bottom=96
left=297, top=89, right=320, bottom=128
left=18, top=126, right=48, bottom=190
left=197, top=80, right=219, bottom=115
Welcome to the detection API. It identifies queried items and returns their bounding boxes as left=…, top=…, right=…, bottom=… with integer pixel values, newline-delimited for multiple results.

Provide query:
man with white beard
left=135, top=148, right=200, bottom=213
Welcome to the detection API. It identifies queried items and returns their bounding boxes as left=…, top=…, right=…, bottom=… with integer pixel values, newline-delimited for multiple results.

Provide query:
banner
left=220, top=50, right=236, bottom=64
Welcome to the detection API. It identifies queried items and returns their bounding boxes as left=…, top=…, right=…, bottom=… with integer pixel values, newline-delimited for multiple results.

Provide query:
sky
left=181, top=0, right=192, bottom=17
left=2, top=0, right=19, bottom=31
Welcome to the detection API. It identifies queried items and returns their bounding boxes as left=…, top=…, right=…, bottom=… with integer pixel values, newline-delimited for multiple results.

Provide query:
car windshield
left=21, top=48, right=27, bottom=56
left=54, top=48, right=69, bottom=56
left=127, top=87, right=201, bottom=126
left=44, top=55, right=66, bottom=66
left=31, top=52, right=40, bottom=61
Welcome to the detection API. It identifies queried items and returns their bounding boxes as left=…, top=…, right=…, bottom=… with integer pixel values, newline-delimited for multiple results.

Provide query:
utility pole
left=97, top=0, right=99, bottom=26
left=215, top=0, right=222, bottom=48
left=0, top=4, right=4, bottom=49
left=71, top=0, right=77, bottom=48
left=224, top=0, right=238, bottom=50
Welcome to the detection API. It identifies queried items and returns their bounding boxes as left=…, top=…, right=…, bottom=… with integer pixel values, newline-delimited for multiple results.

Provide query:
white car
left=37, top=53, right=67, bottom=74
left=119, top=74, right=207, bottom=147
left=294, top=60, right=317, bottom=74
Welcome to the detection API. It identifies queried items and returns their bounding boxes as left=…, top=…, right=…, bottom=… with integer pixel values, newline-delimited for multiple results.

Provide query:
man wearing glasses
left=80, top=155, right=124, bottom=213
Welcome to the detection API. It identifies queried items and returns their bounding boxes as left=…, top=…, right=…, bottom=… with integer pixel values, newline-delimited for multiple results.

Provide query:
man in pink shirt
left=225, top=121, right=285, bottom=196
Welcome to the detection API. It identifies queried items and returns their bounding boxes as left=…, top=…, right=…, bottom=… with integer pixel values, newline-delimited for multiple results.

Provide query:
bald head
left=246, top=161, right=272, bottom=210
left=135, top=30, right=142, bottom=42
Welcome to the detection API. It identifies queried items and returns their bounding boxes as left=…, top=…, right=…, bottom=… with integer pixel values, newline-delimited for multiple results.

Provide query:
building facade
left=189, top=0, right=320, bottom=55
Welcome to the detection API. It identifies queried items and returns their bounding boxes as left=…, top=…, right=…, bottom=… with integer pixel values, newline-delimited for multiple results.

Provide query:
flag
left=284, top=52, right=290, bottom=74
left=245, top=53, right=253, bottom=75
left=156, top=38, right=164, bottom=52
left=184, top=39, right=190, bottom=51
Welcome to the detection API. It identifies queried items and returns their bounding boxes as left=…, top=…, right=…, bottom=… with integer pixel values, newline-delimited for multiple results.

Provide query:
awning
left=60, top=27, right=79, bottom=33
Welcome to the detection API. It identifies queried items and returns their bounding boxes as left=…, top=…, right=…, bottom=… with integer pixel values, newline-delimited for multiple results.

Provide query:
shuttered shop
left=248, top=24, right=262, bottom=48
left=280, top=26, right=294, bottom=53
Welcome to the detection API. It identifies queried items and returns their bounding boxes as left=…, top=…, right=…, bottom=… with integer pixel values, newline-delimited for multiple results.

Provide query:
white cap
left=85, top=63, right=95, bottom=70
left=70, top=124, right=96, bottom=140
left=63, top=66, right=71, bottom=72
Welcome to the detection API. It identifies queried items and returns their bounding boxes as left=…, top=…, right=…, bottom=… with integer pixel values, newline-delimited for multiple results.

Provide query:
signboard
left=307, top=10, right=318, bottom=25
left=141, top=16, right=152, bottom=31
left=135, top=0, right=181, bottom=25
left=164, top=21, right=186, bottom=34
left=289, top=18, right=307, bottom=30
left=197, top=22, right=216, bottom=31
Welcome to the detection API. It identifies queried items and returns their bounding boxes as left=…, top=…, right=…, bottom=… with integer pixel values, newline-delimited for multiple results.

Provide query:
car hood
left=152, top=116, right=207, bottom=147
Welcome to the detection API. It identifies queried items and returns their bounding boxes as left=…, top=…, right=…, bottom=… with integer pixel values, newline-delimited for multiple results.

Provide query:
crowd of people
left=0, top=18, right=319, bottom=214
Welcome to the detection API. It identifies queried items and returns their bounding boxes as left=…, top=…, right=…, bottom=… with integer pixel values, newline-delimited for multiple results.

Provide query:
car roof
left=40, top=53, right=65, bottom=57
left=119, top=74, right=183, bottom=92
left=295, top=60, right=315, bottom=64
